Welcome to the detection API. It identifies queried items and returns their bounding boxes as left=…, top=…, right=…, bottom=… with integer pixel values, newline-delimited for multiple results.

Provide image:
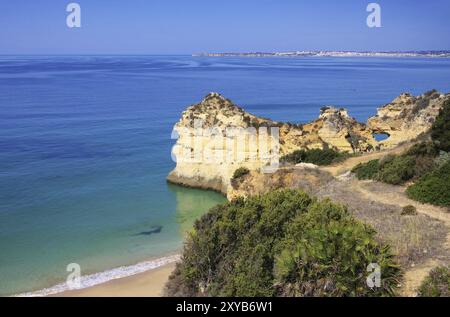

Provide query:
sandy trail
left=321, top=143, right=413, bottom=176
left=352, top=181, right=449, bottom=296
left=318, top=146, right=449, bottom=297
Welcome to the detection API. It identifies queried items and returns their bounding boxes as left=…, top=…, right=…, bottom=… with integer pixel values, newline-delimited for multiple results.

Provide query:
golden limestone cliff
left=368, top=90, right=449, bottom=148
left=280, top=106, right=376, bottom=154
left=168, top=91, right=448, bottom=196
left=167, top=93, right=277, bottom=194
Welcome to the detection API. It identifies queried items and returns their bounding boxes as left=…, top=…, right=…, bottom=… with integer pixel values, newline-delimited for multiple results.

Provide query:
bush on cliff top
left=165, top=189, right=401, bottom=297
left=281, top=148, right=351, bottom=166
left=231, top=167, right=250, bottom=188
left=232, top=167, right=250, bottom=181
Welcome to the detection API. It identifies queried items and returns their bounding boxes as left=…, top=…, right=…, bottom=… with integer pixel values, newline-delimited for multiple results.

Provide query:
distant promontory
left=193, top=50, right=450, bottom=58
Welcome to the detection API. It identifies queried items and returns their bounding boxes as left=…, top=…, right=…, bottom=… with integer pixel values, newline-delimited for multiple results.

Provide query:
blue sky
left=0, top=0, right=449, bottom=54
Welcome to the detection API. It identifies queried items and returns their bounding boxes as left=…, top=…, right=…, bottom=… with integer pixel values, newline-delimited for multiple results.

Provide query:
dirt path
left=355, top=181, right=450, bottom=227
left=321, top=143, right=413, bottom=176
left=319, top=146, right=450, bottom=297
left=352, top=180, right=450, bottom=296
left=244, top=141, right=447, bottom=296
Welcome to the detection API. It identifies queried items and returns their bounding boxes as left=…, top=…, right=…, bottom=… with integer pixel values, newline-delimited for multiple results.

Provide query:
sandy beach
left=53, top=262, right=175, bottom=297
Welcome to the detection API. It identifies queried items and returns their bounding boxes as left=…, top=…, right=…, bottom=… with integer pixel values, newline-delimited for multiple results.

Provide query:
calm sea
left=1, top=55, right=449, bottom=296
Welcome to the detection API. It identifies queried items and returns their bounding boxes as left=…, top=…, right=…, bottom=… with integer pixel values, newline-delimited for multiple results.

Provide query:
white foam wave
left=14, top=254, right=180, bottom=297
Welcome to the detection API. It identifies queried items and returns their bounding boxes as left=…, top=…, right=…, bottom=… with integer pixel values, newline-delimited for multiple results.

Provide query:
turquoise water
left=1, top=56, right=450, bottom=296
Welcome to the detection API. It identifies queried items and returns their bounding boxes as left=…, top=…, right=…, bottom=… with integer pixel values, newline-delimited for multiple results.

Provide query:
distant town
left=193, top=50, right=450, bottom=58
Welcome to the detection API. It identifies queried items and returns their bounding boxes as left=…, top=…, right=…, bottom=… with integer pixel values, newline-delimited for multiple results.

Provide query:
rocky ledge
left=168, top=90, right=449, bottom=197
left=368, top=89, right=448, bottom=147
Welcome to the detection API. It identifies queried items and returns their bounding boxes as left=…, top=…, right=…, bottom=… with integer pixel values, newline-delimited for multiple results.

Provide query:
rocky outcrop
left=368, top=90, right=449, bottom=148
left=227, top=167, right=334, bottom=201
left=168, top=91, right=448, bottom=196
left=167, top=93, right=277, bottom=195
left=299, top=106, right=376, bottom=153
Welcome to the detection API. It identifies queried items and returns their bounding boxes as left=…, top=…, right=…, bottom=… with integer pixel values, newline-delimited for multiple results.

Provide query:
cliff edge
left=168, top=91, right=449, bottom=196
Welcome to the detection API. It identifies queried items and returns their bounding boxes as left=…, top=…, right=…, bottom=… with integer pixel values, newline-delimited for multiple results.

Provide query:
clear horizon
left=1, top=0, right=449, bottom=55
left=1, top=49, right=450, bottom=57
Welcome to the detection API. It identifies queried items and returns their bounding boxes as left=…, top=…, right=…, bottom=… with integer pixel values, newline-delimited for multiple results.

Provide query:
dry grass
left=230, top=167, right=333, bottom=199
left=232, top=163, right=448, bottom=270
left=311, top=178, right=448, bottom=267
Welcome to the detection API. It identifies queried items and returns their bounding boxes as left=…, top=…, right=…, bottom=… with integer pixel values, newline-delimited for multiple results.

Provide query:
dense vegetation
left=351, top=100, right=450, bottom=207
left=418, top=266, right=449, bottom=297
left=376, top=155, right=417, bottom=185
left=165, top=189, right=401, bottom=297
left=406, top=161, right=450, bottom=207
left=405, top=101, right=450, bottom=207
left=430, top=100, right=450, bottom=152
left=351, top=159, right=380, bottom=180
left=351, top=149, right=433, bottom=185
left=281, top=148, right=352, bottom=166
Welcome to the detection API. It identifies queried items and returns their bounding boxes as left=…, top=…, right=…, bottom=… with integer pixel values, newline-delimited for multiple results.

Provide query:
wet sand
left=53, top=262, right=175, bottom=297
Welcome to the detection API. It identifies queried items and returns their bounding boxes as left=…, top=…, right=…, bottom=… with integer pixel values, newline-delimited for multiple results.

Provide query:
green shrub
left=281, top=150, right=305, bottom=164
left=431, top=100, right=450, bottom=152
left=418, top=266, right=450, bottom=297
left=232, top=167, right=250, bottom=180
left=352, top=153, right=432, bottom=185
left=412, top=155, right=437, bottom=179
left=435, top=151, right=450, bottom=168
left=352, top=160, right=380, bottom=180
left=379, top=154, right=395, bottom=167
left=281, top=148, right=351, bottom=166
left=406, top=141, right=439, bottom=157
left=376, top=155, right=416, bottom=185
left=406, top=161, right=450, bottom=208
left=274, top=200, right=400, bottom=297
left=165, top=189, right=401, bottom=297
left=401, top=205, right=417, bottom=216
left=352, top=143, right=438, bottom=184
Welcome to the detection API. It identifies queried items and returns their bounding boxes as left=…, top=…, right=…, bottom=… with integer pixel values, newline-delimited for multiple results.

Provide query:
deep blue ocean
left=1, top=55, right=449, bottom=296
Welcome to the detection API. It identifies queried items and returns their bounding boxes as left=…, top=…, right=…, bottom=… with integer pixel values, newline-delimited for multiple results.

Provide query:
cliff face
left=168, top=91, right=448, bottom=196
left=368, top=90, right=449, bottom=148
left=167, top=93, right=276, bottom=194
left=290, top=106, right=377, bottom=153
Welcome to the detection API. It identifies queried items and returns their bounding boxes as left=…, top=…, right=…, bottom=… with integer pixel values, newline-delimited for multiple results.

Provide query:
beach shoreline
left=52, top=262, right=176, bottom=297
left=11, top=253, right=180, bottom=297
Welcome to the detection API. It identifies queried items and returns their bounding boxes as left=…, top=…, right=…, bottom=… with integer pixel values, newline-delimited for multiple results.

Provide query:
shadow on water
left=133, top=225, right=163, bottom=236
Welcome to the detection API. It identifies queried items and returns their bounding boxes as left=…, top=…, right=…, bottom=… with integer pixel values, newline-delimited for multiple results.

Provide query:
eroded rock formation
left=167, top=93, right=278, bottom=194
left=168, top=90, right=448, bottom=196
left=368, top=90, right=449, bottom=148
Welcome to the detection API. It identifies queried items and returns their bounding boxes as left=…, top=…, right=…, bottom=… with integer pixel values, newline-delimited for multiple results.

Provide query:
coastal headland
left=168, top=90, right=448, bottom=199
left=58, top=90, right=450, bottom=297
